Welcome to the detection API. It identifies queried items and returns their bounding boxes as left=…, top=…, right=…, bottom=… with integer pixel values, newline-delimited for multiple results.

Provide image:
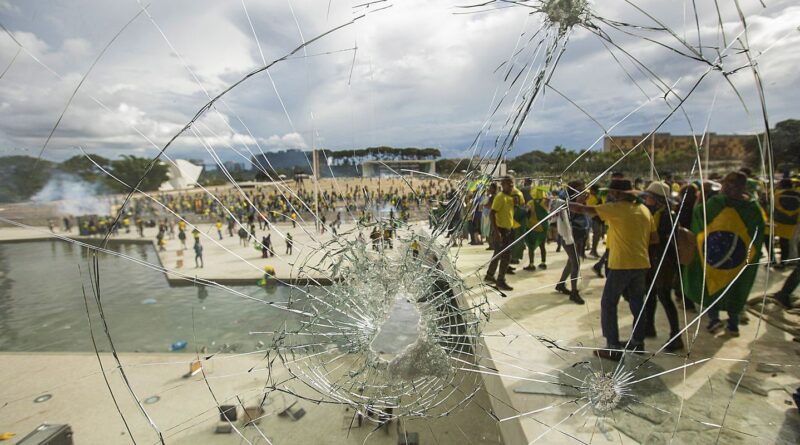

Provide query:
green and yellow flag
left=525, top=198, right=550, bottom=250
left=683, top=194, right=765, bottom=312
left=772, top=189, right=800, bottom=239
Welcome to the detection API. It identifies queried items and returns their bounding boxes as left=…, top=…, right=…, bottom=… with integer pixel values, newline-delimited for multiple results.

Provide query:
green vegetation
left=106, top=155, right=169, bottom=193
left=746, top=119, right=800, bottom=172
left=507, top=145, right=697, bottom=176
left=0, top=154, right=168, bottom=202
left=0, top=156, right=55, bottom=202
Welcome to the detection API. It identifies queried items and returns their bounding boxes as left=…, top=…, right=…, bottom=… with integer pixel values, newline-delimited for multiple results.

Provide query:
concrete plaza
left=0, top=220, right=799, bottom=444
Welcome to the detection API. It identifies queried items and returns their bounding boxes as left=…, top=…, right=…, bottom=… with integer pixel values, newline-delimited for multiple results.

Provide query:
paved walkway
left=0, top=352, right=501, bottom=445
left=0, top=221, right=423, bottom=285
left=455, top=241, right=800, bottom=444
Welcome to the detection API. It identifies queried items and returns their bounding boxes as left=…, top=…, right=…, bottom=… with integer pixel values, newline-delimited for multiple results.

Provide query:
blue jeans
left=601, top=269, right=648, bottom=347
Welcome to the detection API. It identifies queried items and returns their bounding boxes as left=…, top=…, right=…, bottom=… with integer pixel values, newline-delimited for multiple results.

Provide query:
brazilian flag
left=683, top=195, right=765, bottom=312
left=772, top=189, right=800, bottom=239
left=525, top=199, right=550, bottom=250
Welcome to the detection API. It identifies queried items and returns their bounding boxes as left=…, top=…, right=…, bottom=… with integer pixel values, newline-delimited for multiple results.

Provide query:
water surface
left=0, top=240, right=303, bottom=353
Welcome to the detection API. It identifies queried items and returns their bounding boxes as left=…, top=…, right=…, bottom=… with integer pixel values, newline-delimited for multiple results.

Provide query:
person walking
left=481, top=182, right=498, bottom=251
left=178, top=228, right=187, bottom=250
left=484, top=176, right=517, bottom=291
left=553, top=181, right=587, bottom=304
left=263, top=233, right=274, bottom=257
left=238, top=226, right=248, bottom=247
left=285, top=233, right=294, bottom=255
left=194, top=239, right=204, bottom=268
left=640, top=181, right=683, bottom=351
left=523, top=189, right=549, bottom=271
left=570, top=178, right=656, bottom=360
left=683, top=171, right=765, bottom=336
left=587, top=184, right=604, bottom=258
left=215, top=220, right=223, bottom=240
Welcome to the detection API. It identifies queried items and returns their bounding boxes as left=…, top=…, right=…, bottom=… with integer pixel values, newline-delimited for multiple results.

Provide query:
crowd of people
left=50, top=171, right=800, bottom=356
left=477, top=168, right=799, bottom=360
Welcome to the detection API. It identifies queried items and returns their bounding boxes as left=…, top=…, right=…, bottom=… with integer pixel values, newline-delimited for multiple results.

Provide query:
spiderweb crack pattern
left=0, top=0, right=798, bottom=444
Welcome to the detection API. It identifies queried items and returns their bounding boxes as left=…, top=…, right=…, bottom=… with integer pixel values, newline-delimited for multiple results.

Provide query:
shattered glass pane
left=0, top=0, right=799, bottom=444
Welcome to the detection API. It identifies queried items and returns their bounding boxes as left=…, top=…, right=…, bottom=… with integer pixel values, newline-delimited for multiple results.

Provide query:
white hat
left=642, top=181, right=672, bottom=201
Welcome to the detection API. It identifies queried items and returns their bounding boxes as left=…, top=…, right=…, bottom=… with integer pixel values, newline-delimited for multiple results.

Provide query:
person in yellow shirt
left=215, top=220, right=223, bottom=240
left=570, top=178, right=657, bottom=360
left=485, top=176, right=516, bottom=291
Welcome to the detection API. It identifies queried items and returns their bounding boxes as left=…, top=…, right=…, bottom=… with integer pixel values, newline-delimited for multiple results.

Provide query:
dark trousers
left=559, top=236, right=585, bottom=292
left=590, top=219, right=604, bottom=255
left=539, top=241, right=547, bottom=263
left=776, top=264, right=800, bottom=298
left=601, top=269, right=648, bottom=347
left=644, top=264, right=680, bottom=337
left=487, top=228, right=513, bottom=282
left=779, top=237, right=795, bottom=264
left=595, top=250, right=609, bottom=273
left=764, top=235, right=776, bottom=263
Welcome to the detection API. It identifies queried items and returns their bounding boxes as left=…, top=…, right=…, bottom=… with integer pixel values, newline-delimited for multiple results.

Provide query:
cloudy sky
left=0, top=0, right=797, bottom=163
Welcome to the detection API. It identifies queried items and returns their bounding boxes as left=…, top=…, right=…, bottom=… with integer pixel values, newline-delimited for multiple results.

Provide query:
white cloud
left=0, top=0, right=796, bottom=162
left=263, top=132, right=307, bottom=149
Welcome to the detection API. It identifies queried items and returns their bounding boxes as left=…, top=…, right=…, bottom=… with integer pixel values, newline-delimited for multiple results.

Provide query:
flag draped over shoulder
left=683, top=195, right=765, bottom=312
left=525, top=199, right=550, bottom=249
left=773, top=189, right=800, bottom=239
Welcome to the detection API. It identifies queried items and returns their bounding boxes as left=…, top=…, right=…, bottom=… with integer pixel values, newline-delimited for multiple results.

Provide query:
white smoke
left=31, top=173, right=112, bottom=216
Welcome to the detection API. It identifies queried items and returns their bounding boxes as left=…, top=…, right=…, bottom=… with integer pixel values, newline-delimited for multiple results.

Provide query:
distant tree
left=199, top=168, right=229, bottom=186
left=0, top=155, right=54, bottom=202
left=746, top=119, right=800, bottom=171
left=108, top=155, right=169, bottom=192
left=59, top=154, right=110, bottom=180
left=435, top=158, right=465, bottom=175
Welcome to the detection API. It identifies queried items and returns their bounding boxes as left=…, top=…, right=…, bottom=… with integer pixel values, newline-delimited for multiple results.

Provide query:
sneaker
left=663, top=336, right=684, bottom=352
left=538, top=263, right=547, bottom=270
left=726, top=328, right=740, bottom=338
left=506, top=269, right=516, bottom=275
left=523, top=265, right=537, bottom=271
left=569, top=291, right=585, bottom=305
left=554, top=284, right=570, bottom=295
left=592, top=264, right=604, bottom=278
left=593, top=348, right=622, bottom=361
left=496, top=281, right=513, bottom=291
left=706, top=319, right=724, bottom=334
left=484, top=275, right=496, bottom=283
